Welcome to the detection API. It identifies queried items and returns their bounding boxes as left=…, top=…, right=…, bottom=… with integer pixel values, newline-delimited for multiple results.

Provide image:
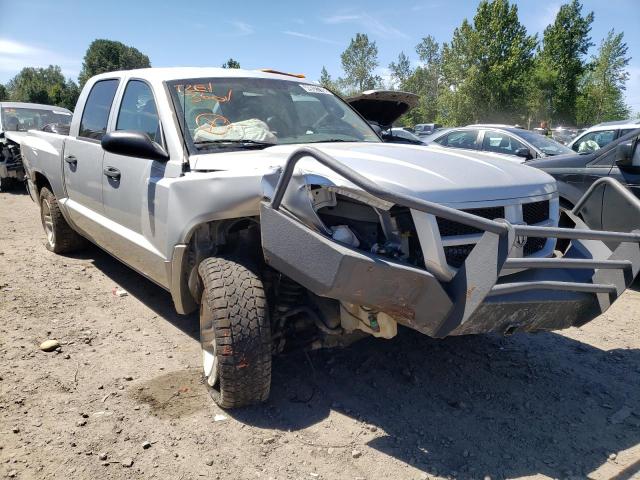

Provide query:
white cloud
left=0, top=38, right=80, bottom=81
left=536, top=3, right=560, bottom=33
left=282, top=31, right=340, bottom=45
left=322, top=13, right=409, bottom=40
left=228, top=21, right=254, bottom=36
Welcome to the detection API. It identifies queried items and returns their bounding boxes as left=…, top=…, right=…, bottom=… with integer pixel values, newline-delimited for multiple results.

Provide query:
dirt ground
left=1, top=188, right=639, bottom=480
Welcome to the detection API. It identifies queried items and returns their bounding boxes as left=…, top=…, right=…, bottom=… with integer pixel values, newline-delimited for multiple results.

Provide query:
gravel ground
left=1, top=188, right=639, bottom=480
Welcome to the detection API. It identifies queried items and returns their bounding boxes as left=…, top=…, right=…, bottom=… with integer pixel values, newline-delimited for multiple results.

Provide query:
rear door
left=100, top=79, right=169, bottom=284
left=62, top=79, right=119, bottom=237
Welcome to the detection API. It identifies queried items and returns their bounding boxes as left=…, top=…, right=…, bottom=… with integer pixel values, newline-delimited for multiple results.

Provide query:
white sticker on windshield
left=299, top=84, right=331, bottom=94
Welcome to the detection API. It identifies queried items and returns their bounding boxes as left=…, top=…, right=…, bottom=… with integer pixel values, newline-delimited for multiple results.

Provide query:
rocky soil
left=1, top=189, right=639, bottom=480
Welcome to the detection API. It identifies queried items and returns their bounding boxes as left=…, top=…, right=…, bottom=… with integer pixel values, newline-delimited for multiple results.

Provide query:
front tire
left=39, top=187, right=86, bottom=254
left=198, top=256, right=272, bottom=408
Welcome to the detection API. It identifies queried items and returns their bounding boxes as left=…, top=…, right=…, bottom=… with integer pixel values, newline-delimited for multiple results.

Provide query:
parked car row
left=11, top=74, right=640, bottom=411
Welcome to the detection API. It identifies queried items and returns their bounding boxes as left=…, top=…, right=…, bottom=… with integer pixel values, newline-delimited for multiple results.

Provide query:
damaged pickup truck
left=0, top=102, right=72, bottom=191
left=21, top=68, right=640, bottom=408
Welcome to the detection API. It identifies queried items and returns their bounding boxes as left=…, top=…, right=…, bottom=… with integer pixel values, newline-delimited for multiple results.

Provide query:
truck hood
left=191, top=142, right=556, bottom=205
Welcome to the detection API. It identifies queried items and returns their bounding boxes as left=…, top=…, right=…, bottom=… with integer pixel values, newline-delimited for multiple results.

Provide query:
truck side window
left=79, top=79, right=119, bottom=140
left=116, top=80, right=160, bottom=142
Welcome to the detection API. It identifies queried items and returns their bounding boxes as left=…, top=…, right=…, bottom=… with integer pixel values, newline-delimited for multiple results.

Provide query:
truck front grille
left=436, top=206, right=505, bottom=237
left=523, top=200, right=549, bottom=224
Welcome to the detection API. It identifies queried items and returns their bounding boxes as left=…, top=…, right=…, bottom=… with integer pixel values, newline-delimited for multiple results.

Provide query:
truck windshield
left=1, top=107, right=72, bottom=132
left=168, top=77, right=380, bottom=150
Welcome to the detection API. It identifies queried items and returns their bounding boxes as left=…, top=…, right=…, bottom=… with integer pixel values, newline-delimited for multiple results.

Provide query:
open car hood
left=346, top=90, right=419, bottom=127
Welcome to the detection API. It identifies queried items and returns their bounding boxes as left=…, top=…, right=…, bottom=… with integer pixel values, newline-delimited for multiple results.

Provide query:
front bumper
left=261, top=147, right=640, bottom=338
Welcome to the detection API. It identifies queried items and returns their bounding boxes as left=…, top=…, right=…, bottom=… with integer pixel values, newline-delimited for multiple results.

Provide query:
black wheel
left=39, top=187, right=86, bottom=254
left=198, top=256, right=272, bottom=408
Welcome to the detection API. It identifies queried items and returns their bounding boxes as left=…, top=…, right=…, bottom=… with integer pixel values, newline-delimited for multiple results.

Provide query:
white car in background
left=568, top=119, right=640, bottom=153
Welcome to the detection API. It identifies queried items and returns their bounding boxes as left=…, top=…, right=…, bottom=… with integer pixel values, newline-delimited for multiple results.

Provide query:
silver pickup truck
left=21, top=68, right=640, bottom=408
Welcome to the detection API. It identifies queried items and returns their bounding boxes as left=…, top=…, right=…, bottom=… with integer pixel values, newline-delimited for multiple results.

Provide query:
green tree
left=222, top=58, right=241, bottom=69
left=438, top=0, right=536, bottom=125
left=388, top=52, right=412, bottom=88
left=525, top=55, right=557, bottom=128
left=0, top=84, right=7, bottom=101
left=538, top=0, right=594, bottom=124
left=339, top=33, right=381, bottom=94
left=576, top=30, right=630, bottom=126
left=403, top=36, right=442, bottom=125
left=5, top=66, right=79, bottom=110
left=78, top=39, right=151, bottom=87
left=318, top=66, right=340, bottom=93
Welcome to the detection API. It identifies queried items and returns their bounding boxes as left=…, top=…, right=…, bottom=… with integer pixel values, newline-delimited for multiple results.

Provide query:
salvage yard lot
left=1, top=189, right=639, bottom=480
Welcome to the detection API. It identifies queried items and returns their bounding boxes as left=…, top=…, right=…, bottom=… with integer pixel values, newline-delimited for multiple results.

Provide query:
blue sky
left=1, top=0, right=639, bottom=112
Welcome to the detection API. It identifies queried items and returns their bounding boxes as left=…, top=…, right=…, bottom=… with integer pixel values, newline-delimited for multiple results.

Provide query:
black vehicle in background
left=528, top=128, right=640, bottom=233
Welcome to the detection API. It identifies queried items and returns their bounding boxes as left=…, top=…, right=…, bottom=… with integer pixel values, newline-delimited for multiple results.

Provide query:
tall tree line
left=321, top=0, right=632, bottom=128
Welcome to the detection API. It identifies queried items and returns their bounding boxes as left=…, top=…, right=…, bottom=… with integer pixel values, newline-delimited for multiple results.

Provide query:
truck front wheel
left=39, top=187, right=86, bottom=254
left=198, top=256, right=272, bottom=408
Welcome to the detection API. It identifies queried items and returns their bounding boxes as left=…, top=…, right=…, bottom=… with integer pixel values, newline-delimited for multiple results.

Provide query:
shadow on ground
left=80, top=244, right=640, bottom=479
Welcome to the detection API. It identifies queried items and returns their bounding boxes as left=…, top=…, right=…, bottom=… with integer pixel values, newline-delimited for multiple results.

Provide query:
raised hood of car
left=191, top=142, right=556, bottom=205
left=346, top=90, right=420, bottom=128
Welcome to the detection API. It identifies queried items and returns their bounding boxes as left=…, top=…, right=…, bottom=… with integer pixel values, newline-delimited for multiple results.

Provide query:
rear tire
left=198, top=256, right=272, bottom=409
left=39, top=187, right=86, bottom=254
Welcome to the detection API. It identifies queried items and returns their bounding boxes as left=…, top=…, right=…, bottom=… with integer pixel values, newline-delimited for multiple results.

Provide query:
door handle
left=64, top=155, right=77, bottom=165
left=103, top=166, right=121, bottom=180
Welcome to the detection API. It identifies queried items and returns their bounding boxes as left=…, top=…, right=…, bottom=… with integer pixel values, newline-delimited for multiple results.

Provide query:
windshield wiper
left=194, top=139, right=276, bottom=149
left=305, top=138, right=356, bottom=143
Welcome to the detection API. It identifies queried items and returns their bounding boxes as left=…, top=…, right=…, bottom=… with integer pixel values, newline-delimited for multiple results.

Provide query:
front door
left=602, top=135, right=640, bottom=232
left=101, top=79, right=168, bottom=285
left=62, top=79, right=119, bottom=238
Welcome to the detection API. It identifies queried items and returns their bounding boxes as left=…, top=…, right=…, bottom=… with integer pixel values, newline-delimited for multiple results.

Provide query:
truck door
left=62, top=79, right=119, bottom=237
left=602, top=135, right=640, bottom=232
left=101, top=79, right=168, bottom=285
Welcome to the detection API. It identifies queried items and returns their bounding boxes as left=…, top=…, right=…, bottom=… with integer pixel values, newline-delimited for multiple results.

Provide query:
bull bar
left=261, top=147, right=640, bottom=338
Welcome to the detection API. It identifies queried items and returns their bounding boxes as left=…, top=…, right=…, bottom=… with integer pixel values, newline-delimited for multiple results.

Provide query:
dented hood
left=191, top=142, right=556, bottom=205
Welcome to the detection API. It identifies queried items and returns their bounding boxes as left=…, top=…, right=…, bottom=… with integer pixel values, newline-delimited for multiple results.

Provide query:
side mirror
left=615, top=140, right=635, bottom=167
left=101, top=131, right=169, bottom=161
left=515, top=147, right=532, bottom=160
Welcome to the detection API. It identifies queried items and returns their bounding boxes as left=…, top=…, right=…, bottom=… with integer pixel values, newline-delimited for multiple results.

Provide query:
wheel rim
left=200, top=301, right=219, bottom=387
left=41, top=199, right=55, bottom=247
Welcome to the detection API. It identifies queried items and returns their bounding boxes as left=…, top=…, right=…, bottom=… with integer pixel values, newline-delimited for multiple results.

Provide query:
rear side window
left=79, top=79, right=119, bottom=140
left=482, top=131, right=526, bottom=155
left=435, top=129, right=479, bottom=150
left=116, top=80, right=161, bottom=142
left=572, top=129, right=616, bottom=153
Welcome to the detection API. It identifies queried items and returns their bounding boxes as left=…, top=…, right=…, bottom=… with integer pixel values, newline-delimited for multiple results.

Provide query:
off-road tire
left=198, top=256, right=272, bottom=409
left=39, top=187, right=86, bottom=254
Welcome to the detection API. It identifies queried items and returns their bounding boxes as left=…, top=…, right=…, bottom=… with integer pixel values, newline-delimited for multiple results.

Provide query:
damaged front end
left=261, top=147, right=640, bottom=339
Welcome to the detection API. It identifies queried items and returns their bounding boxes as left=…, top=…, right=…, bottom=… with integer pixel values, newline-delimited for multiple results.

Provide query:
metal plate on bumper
left=261, top=203, right=454, bottom=336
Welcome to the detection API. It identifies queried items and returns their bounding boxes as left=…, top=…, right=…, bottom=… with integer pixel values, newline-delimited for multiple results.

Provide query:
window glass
left=572, top=130, right=616, bottom=153
left=619, top=128, right=638, bottom=138
left=79, top=79, right=119, bottom=140
left=482, top=131, right=526, bottom=155
left=1, top=107, right=71, bottom=132
left=169, top=78, right=379, bottom=150
left=591, top=148, right=617, bottom=166
left=435, top=129, right=479, bottom=149
left=116, top=80, right=160, bottom=142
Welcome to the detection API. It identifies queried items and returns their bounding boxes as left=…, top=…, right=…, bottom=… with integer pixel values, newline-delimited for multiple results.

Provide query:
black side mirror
left=515, top=147, right=532, bottom=160
left=101, top=131, right=169, bottom=161
left=615, top=140, right=635, bottom=167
